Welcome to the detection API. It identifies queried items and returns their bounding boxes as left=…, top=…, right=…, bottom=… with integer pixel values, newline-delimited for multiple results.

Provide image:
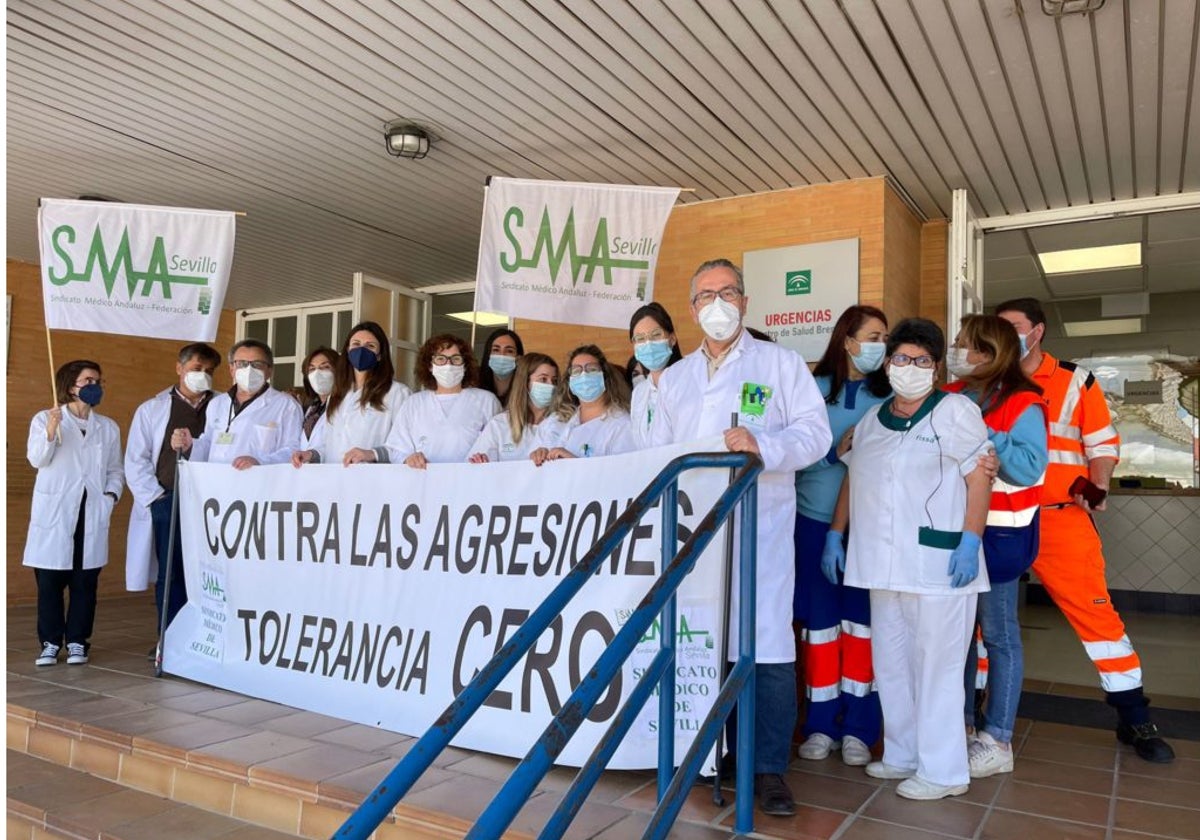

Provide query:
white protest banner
left=743, top=238, right=860, bottom=361
left=474, top=178, right=679, bottom=329
left=38, top=198, right=235, bottom=341
left=167, top=440, right=730, bottom=769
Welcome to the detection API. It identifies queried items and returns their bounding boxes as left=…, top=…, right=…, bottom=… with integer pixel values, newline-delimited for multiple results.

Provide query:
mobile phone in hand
left=1069, top=475, right=1107, bottom=508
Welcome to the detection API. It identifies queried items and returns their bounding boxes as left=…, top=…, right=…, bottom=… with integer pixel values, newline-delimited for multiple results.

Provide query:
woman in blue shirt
left=794, top=305, right=891, bottom=766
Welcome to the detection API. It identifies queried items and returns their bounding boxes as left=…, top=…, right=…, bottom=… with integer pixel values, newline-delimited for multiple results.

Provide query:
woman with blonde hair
left=532, top=344, right=632, bottom=463
left=468, top=353, right=562, bottom=462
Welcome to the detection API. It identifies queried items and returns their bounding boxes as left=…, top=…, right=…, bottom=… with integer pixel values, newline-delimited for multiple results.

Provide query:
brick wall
left=920, top=220, right=950, bottom=327
left=7, top=259, right=236, bottom=605
left=515, top=177, right=941, bottom=366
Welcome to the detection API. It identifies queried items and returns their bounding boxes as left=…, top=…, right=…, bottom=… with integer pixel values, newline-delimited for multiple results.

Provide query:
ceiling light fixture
left=1062, top=318, right=1143, bottom=338
left=1037, top=243, right=1141, bottom=274
left=445, top=311, right=509, bottom=327
left=383, top=120, right=431, bottom=159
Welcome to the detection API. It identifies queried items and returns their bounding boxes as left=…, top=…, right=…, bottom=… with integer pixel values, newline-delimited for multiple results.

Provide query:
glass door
left=353, top=272, right=432, bottom=390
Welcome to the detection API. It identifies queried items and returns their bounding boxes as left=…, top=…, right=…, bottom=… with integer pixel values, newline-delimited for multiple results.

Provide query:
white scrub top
left=650, top=330, right=832, bottom=663
left=318, top=380, right=410, bottom=463
left=540, top=407, right=635, bottom=457
left=191, top=387, right=303, bottom=466
left=387, top=387, right=501, bottom=464
left=843, top=391, right=991, bottom=595
left=468, top=411, right=565, bottom=462
left=630, top=377, right=662, bottom=449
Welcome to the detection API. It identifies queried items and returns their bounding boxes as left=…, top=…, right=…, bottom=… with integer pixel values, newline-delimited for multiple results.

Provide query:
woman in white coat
left=627, top=303, right=682, bottom=449
left=533, top=344, right=634, bottom=464
left=24, top=360, right=124, bottom=667
left=298, top=346, right=339, bottom=452
left=468, top=353, right=563, bottom=462
left=387, top=334, right=500, bottom=467
left=826, top=318, right=993, bottom=800
left=292, top=323, right=408, bottom=467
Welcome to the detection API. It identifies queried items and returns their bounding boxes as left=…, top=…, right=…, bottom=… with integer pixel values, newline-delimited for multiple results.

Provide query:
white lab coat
left=24, top=409, right=124, bottom=571
left=123, top=387, right=213, bottom=591
left=316, top=381, right=410, bottom=463
left=650, top=330, right=832, bottom=663
left=191, top=387, right=303, bottom=465
left=541, top=407, right=635, bottom=457
left=630, top=377, right=662, bottom=449
left=842, top=392, right=991, bottom=595
left=387, top=388, right=501, bottom=464
left=468, top=412, right=565, bottom=462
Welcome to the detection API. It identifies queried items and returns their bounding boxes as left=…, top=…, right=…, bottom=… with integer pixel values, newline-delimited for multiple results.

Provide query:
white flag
left=474, top=178, right=679, bottom=329
left=38, top=198, right=235, bottom=341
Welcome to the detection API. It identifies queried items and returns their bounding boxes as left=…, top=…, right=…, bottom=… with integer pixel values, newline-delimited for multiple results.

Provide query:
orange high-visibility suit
left=1031, top=353, right=1144, bottom=703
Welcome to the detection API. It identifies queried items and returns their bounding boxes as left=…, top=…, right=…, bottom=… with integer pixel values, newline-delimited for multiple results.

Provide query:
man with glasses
left=651, top=258, right=832, bottom=817
left=124, top=343, right=221, bottom=654
left=173, top=339, right=303, bottom=469
left=996, top=298, right=1174, bottom=763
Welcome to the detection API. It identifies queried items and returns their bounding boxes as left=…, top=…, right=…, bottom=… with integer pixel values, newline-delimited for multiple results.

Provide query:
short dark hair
left=178, top=342, right=220, bottom=368
left=55, top=359, right=102, bottom=405
left=886, top=318, right=945, bottom=363
left=229, top=338, right=274, bottom=366
left=994, top=297, right=1046, bottom=327
left=300, top=346, right=339, bottom=403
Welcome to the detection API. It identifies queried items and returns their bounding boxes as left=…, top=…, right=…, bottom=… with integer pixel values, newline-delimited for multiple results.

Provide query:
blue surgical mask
left=1018, top=333, right=1031, bottom=360
left=347, top=346, right=379, bottom=372
left=488, top=355, right=517, bottom=378
left=529, top=381, right=555, bottom=408
left=569, top=371, right=606, bottom=403
left=77, top=383, right=104, bottom=407
left=849, top=341, right=886, bottom=374
left=634, top=339, right=672, bottom=372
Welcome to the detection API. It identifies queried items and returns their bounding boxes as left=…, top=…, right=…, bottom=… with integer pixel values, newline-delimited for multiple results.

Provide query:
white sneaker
left=968, top=731, right=1013, bottom=778
left=865, top=761, right=915, bottom=780
left=35, top=642, right=60, bottom=666
left=896, top=776, right=969, bottom=800
left=841, top=735, right=872, bottom=766
left=798, top=733, right=839, bottom=760
left=66, top=643, right=88, bottom=665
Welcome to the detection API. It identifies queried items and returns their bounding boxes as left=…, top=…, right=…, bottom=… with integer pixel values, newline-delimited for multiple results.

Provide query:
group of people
left=23, top=257, right=1173, bottom=820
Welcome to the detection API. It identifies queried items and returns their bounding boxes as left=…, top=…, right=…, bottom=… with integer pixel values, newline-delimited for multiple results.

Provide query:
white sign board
left=743, top=239, right=860, bottom=361
left=168, top=440, right=731, bottom=769
left=475, top=178, right=679, bottom=329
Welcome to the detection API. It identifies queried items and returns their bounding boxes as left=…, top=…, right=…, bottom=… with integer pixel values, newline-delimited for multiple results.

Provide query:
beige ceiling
left=7, top=0, right=1200, bottom=311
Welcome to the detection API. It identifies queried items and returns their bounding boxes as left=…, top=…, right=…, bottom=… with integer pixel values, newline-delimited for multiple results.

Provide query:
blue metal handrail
left=332, top=451, right=763, bottom=840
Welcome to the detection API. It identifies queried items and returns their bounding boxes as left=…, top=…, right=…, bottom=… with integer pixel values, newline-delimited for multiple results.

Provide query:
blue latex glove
left=821, top=530, right=846, bottom=585
left=948, top=531, right=982, bottom=588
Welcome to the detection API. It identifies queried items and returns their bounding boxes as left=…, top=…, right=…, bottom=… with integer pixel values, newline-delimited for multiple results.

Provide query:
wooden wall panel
left=6, top=259, right=236, bottom=605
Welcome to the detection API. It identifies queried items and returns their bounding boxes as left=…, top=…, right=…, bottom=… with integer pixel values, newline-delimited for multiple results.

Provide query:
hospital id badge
left=740, top=382, right=772, bottom=417
left=216, top=431, right=235, bottom=446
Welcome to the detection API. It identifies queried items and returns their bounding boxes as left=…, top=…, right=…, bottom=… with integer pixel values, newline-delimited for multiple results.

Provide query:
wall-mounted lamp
left=384, top=120, right=431, bottom=159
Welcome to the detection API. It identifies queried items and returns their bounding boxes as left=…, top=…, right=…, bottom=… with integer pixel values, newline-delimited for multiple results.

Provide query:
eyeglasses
left=432, top=354, right=464, bottom=366
left=232, top=360, right=270, bottom=371
left=889, top=353, right=937, bottom=369
left=632, top=328, right=667, bottom=346
left=690, top=286, right=742, bottom=306
left=568, top=363, right=602, bottom=377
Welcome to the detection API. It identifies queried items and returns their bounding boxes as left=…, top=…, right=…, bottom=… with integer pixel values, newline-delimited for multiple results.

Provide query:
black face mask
left=77, top=383, right=104, bottom=406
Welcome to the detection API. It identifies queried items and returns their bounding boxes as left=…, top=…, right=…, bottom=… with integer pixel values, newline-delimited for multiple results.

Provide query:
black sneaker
left=1117, top=722, right=1175, bottom=763
left=753, top=773, right=795, bottom=817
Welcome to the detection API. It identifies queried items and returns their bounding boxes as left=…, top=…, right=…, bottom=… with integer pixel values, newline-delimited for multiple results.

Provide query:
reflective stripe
left=1085, top=442, right=1120, bottom=460
left=1099, top=668, right=1143, bottom=694
left=994, top=474, right=1044, bottom=493
left=1048, top=450, right=1087, bottom=466
left=839, top=676, right=875, bottom=697
left=1083, top=636, right=1135, bottom=662
left=1082, top=425, right=1117, bottom=447
left=840, top=620, right=871, bottom=639
left=1050, top=422, right=1081, bottom=440
left=1055, top=367, right=1090, bottom=426
left=808, top=684, right=840, bottom=702
left=986, top=507, right=1039, bottom=527
left=806, top=626, right=841, bottom=645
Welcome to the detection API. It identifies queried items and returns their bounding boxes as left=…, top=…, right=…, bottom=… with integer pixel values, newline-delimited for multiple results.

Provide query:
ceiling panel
left=6, top=0, right=1199, bottom=310
left=1044, top=267, right=1145, bottom=297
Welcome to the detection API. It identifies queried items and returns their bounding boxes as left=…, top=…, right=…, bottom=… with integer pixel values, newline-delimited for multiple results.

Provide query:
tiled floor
left=7, top=595, right=1199, bottom=839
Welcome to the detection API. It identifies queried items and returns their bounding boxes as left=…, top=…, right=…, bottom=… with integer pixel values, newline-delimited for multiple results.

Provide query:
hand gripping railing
left=332, top=451, right=763, bottom=840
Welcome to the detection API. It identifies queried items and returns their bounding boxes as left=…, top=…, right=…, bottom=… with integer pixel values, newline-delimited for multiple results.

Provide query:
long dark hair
left=812, top=305, right=891, bottom=404
left=478, top=327, right=524, bottom=406
left=955, top=315, right=1042, bottom=415
left=326, top=322, right=395, bottom=419
left=551, top=344, right=631, bottom=420
left=627, top=302, right=683, bottom=367
left=300, top=346, right=339, bottom=406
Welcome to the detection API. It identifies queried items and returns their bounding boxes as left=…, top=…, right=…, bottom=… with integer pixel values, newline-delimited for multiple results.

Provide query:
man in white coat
left=173, top=339, right=303, bottom=467
left=124, top=343, right=221, bottom=647
left=651, top=258, right=832, bottom=817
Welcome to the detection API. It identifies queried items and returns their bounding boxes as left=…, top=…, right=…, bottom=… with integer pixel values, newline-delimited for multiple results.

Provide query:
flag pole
left=470, top=177, right=492, bottom=351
